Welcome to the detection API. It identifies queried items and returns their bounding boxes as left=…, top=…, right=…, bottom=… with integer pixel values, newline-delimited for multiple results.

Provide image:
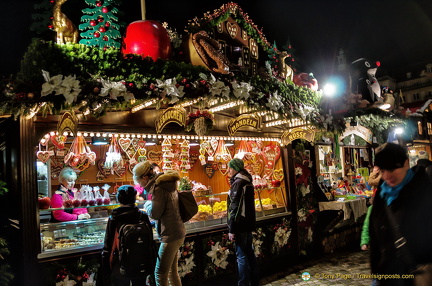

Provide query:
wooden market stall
left=0, top=3, right=339, bottom=285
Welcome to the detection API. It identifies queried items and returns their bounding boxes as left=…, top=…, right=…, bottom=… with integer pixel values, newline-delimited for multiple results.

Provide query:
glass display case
left=39, top=216, right=108, bottom=259
left=185, top=187, right=288, bottom=231
left=38, top=187, right=289, bottom=258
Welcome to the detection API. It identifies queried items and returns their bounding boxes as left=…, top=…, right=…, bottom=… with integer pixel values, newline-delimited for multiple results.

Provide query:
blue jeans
left=234, top=232, right=259, bottom=286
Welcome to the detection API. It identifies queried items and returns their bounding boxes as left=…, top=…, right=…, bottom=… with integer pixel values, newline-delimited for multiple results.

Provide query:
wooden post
left=141, top=0, right=146, bottom=20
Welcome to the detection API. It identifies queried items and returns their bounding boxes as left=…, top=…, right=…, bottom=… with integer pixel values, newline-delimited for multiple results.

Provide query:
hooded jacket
left=227, top=169, right=256, bottom=233
left=143, top=170, right=185, bottom=243
left=370, top=165, right=432, bottom=285
left=101, top=205, right=151, bottom=273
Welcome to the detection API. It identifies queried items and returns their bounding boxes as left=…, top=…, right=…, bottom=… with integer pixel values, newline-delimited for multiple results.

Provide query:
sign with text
left=227, top=114, right=262, bottom=136
left=281, top=126, right=316, bottom=145
left=155, top=107, right=186, bottom=133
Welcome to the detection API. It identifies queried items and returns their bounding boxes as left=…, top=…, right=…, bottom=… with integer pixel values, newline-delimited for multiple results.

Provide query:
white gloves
left=78, top=213, right=91, bottom=220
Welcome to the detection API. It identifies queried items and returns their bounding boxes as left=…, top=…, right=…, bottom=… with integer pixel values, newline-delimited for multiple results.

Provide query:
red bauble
left=121, top=20, right=172, bottom=61
left=103, top=36, right=108, bottom=41
left=105, top=21, right=111, bottom=27
left=102, top=7, right=109, bottom=13
left=94, top=32, right=101, bottom=38
left=98, top=17, right=104, bottom=22
left=96, top=1, right=102, bottom=6
left=99, top=26, right=106, bottom=33
left=90, top=20, right=97, bottom=26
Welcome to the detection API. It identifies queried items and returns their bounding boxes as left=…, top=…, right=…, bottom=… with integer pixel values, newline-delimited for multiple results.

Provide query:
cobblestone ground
left=260, top=250, right=372, bottom=286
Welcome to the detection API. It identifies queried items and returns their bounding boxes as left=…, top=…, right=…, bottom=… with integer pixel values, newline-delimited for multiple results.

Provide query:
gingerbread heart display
left=97, top=159, right=111, bottom=178
left=148, top=150, right=163, bottom=165
left=204, top=163, right=216, bottom=178
left=50, top=164, right=63, bottom=180
left=118, top=138, right=131, bottom=153
left=189, top=150, right=199, bottom=169
left=273, top=169, right=284, bottom=181
left=37, top=151, right=51, bottom=163
left=51, top=135, right=67, bottom=149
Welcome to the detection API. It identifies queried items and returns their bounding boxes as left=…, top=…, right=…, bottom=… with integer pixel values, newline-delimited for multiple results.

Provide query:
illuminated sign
left=57, top=112, right=78, bottom=136
left=281, top=126, right=316, bottom=145
left=155, top=107, right=186, bottom=133
left=227, top=114, right=262, bottom=136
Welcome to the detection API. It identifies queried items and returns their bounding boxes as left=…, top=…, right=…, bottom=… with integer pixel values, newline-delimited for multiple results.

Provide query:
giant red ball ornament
left=121, top=20, right=171, bottom=61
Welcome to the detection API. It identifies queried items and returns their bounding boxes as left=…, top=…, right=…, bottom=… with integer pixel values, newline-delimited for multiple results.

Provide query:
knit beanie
left=117, top=185, right=137, bottom=205
left=132, top=161, right=153, bottom=183
left=228, top=158, right=244, bottom=171
left=374, top=143, right=408, bottom=171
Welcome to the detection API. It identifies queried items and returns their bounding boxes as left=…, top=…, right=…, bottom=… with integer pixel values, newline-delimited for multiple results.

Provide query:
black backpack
left=114, top=212, right=157, bottom=279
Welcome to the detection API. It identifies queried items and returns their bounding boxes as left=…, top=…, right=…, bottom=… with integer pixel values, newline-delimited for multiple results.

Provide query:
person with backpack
left=133, top=161, right=185, bottom=286
left=101, top=185, right=156, bottom=286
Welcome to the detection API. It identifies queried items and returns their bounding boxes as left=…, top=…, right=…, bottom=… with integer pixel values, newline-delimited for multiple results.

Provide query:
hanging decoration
left=261, top=142, right=281, bottom=179
left=148, top=150, right=163, bottom=166
left=185, top=110, right=215, bottom=136
left=36, top=143, right=52, bottom=163
left=64, top=135, right=97, bottom=171
left=179, top=140, right=191, bottom=173
left=104, top=136, right=123, bottom=173
left=161, top=138, right=173, bottom=170
left=51, top=134, right=67, bottom=150
left=214, top=140, right=232, bottom=176
left=137, top=140, right=147, bottom=162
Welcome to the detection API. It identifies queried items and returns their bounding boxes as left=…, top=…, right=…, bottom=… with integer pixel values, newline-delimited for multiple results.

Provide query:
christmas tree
left=79, top=0, right=124, bottom=49
left=281, top=39, right=299, bottom=74
left=30, top=0, right=53, bottom=35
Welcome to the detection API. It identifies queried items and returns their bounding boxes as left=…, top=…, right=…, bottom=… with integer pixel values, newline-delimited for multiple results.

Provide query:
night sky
left=2, top=0, right=432, bottom=83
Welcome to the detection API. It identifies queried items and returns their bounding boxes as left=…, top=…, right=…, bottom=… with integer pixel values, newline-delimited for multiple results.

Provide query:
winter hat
left=228, top=158, right=244, bottom=171
left=418, top=150, right=429, bottom=160
left=374, top=143, right=408, bottom=171
left=132, top=161, right=153, bottom=183
left=117, top=185, right=137, bottom=205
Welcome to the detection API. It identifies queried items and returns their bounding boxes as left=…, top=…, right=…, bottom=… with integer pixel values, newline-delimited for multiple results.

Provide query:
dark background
left=2, top=0, right=432, bottom=83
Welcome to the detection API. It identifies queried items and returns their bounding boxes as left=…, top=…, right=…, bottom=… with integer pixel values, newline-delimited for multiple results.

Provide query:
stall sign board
left=57, top=112, right=78, bottom=136
left=340, top=123, right=373, bottom=144
left=281, top=126, right=316, bottom=145
left=155, top=107, right=186, bottom=133
left=227, top=114, right=262, bottom=136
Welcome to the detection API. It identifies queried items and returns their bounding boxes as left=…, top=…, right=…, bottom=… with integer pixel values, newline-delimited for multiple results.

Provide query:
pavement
left=260, top=250, right=372, bottom=286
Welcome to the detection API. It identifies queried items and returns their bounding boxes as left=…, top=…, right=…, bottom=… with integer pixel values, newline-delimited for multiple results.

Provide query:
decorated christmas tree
left=30, top=0, right=53, bottom=35
left=78, top=0, right=124, bottom=49
left=281, top=39, right=299, bottom=73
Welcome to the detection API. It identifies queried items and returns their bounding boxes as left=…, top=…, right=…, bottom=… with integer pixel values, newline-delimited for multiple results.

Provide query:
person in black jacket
left=416, top=150, right=432, bottom=177
left=227, top=158, right=259, bottom=286
left=101, top=185, right=152, bottom=286
left=370, top=143, right=432, bottom=286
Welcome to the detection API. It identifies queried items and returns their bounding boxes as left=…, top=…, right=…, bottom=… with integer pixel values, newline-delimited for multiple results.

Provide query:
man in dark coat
left=370, top=143, right=432, bottom=285
left=101, top=185, right=152, bottom=286
left=416, top=150, right=432, bottom=177
left=227, top=158, right=259, bottom=286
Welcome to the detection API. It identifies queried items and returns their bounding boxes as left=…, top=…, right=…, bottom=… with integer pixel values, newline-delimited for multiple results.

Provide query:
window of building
left=413, top=93, right=420, bottom=101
